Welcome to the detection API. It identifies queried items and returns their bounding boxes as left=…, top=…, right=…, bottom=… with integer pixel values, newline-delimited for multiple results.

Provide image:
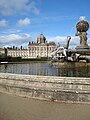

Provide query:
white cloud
left=1, top=29, right=21, bottom=34
left=79, top=16, right=86, bottom=21
left=0, top=0, right=39, bottom=16
left=18, top=18, right=31, bottom=27
left=0, top=19, right=8, bottom=27
left=47, top=36, right=67, bottom=46
left=47, top=36, right=90, bottom=49
left=0, top=33, right=32, bottom=47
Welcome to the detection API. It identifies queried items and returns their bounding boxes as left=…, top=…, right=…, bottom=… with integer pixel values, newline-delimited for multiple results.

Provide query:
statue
left=63, top=36, right=71, bottom=61
left=76, top=31, right=88, bottom=46
left=75, top=20, right=89, bottom=49
left=64, top=36, right=71, bottom=49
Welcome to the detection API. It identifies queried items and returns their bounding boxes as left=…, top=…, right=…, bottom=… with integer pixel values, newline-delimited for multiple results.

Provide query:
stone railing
left=0, top=73, right=90, bottom=103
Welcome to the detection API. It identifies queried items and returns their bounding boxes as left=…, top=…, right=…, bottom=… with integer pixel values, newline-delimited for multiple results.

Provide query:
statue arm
left=65, top=36, right=71, bottom=49
left=75, top=32, right=80, bottom=36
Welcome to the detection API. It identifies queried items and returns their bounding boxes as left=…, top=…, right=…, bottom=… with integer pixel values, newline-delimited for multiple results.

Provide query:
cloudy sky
left=0, top=0, right=90, bottom=48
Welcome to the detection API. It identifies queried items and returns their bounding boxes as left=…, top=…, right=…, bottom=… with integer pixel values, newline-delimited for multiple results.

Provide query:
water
left=0, top=93, right=90, bottom=120
left=0, top=61, right=90, bottom=77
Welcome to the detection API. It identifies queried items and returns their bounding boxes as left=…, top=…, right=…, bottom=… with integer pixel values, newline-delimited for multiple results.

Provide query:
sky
left=0, top=0, right=90, bottom=48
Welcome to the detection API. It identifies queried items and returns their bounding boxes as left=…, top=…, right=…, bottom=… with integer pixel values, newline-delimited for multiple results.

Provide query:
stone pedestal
left=76, top=45, right=90, bottom=50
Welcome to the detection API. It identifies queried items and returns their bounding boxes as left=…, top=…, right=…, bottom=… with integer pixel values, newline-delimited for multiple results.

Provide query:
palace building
left=0, top=33, right=56, bottom=58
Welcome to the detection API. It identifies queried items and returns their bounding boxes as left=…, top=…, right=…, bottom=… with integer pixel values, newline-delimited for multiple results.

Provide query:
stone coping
left=0, top=73, right=90, bottom=103
left=0, top=73, right=90, bottom=87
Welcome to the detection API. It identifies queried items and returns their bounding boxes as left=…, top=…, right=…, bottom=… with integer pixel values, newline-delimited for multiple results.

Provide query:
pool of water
left=0, top=61, right=90, bottom=77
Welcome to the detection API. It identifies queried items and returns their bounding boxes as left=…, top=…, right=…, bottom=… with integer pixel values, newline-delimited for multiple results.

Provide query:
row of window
left=29, top=47, right=47, bottom=51
left=29, top=53, right=47, bottom=57
left=29, top=47, right=55, bottom=51
left=8, top=52, right=29, bottom=57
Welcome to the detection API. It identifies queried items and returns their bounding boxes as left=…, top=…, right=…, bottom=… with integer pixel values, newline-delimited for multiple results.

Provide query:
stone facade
left=0, top=48, right=6, bottom=56
left=7, top=48, right=29, bottom=58
left=0, top=33, right=56, bottom=58
left=28, top=32, right=56, bottom=58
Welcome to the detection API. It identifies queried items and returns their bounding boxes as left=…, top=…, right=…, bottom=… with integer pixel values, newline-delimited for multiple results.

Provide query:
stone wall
left=0, top=73, right=90, bottom=103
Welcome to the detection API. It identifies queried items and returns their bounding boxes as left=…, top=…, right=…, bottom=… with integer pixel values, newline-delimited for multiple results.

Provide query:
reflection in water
left=0, top=62, right=90, bottom=77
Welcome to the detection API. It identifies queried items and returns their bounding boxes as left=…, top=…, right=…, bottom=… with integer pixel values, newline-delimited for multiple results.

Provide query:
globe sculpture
left=75, top=20, right=89, bottom=49
left=76, top=20, right=89, bottom=32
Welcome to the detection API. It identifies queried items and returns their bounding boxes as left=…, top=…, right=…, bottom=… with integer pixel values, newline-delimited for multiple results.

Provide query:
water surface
left=0, top=61, right=90, bottom=77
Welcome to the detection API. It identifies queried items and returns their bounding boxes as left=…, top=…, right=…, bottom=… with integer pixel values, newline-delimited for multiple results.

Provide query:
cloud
left=0, top=19, right=8, bottom=27
left=17, top=18, right=31, bottom=27
left=1, top=29, right=21, bottom=34
left=47, top=36, right=90, bottom=49
left=79, top=16, right=86, bottom=21
left=0, top=34, right=79, bottom=48
left=0, top=33, right=32, bottom=47
left=47, top=36, right=67, bottom=46
left=0, top=0, right=39, bottom=16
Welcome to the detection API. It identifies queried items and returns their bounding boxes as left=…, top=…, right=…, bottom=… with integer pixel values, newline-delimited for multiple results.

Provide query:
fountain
left=74, top=19, right=90, bottom=63
left=50, top=18, right=90, bottom=66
